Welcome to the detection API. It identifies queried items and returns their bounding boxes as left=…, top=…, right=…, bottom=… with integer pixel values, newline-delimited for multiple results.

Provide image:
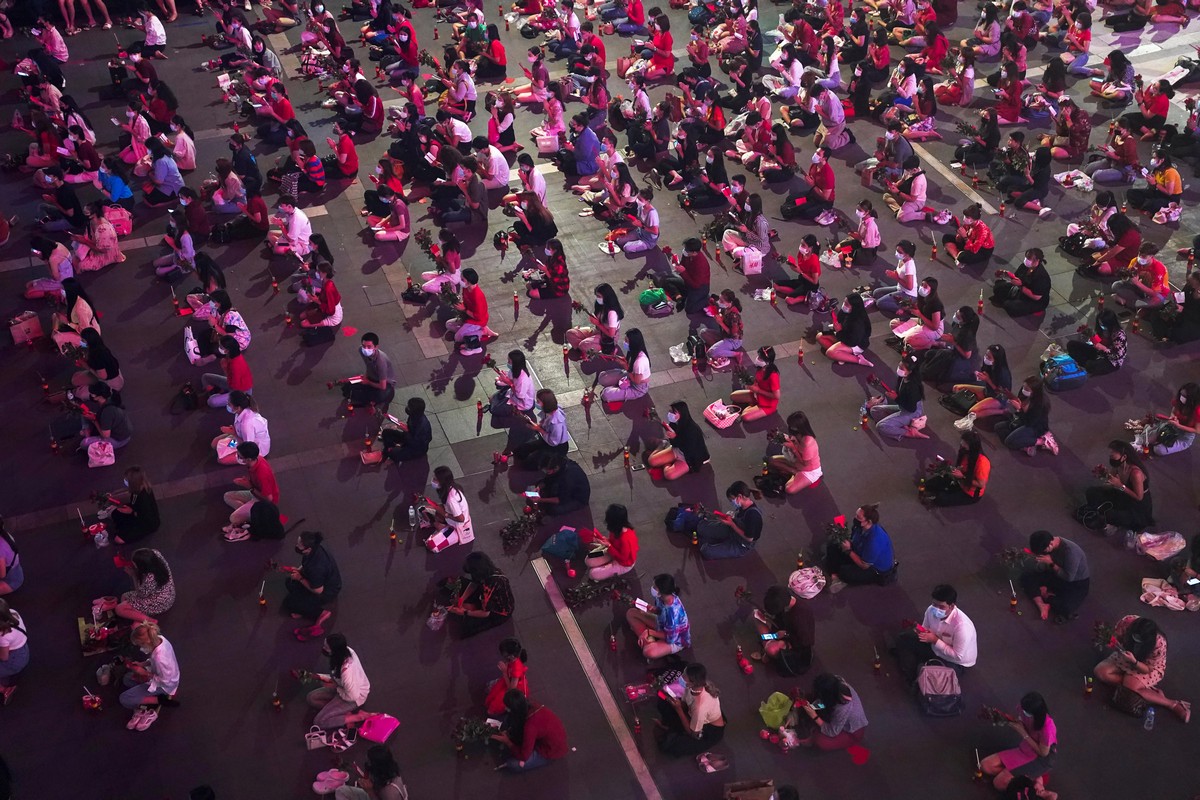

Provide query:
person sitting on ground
left=1135, top=382, right=1200, bottom=457
left=583, top=504, right=639, bottom=580
left=1085, top=440, right=1154, bottom=535
left=109, top=467, right=161, bottom=545
left=773, top=235, right=822, bottom=307
left=566, top=283, right=623, bottom=357
left=922, top=431, right=990, bottom=506
left=767, top=410, right=823, bottom=495
left=493, top=690, right=568, bottom=772
left=444, top=552, right=514, bottom=638
left=283, top=531, right=342, bottom=641
left=1094, top=615, right=1190, bottom=723
left=646, top=401, right=709, bottom=481
left=446, top=269, right=498, bottom=355
left=381, top=397, right=433, bottom=465
left=893, top=583, right=978, bottom=685
left=0, top=520, right=23, bottom=597
left=212, top=391, right=270, bottom=465
left=1111, top=242, right=1169, bottom=312
left=696, top=482, right=764, bottom=560
left=866, top=354, right=929, bottom=440
left=119, top=621, right=180, bottom=732
left=728, top=346, right=781, bottom=423
left=201, top=336, right=253, bottom=410
left=992, top=248, right=1051, bottom=317
left=790, top=673, right=869, bottom=752
left=654, top=663, right=726, bottom=756
left=1066, top=308, right=1126, bottom=376
left=79, top=382, right=133, bottom=452
left=872, top=240, right=919, bottom=316
left=753, top=585, right=815, bottom=674
left=1020, top=530, right=1090, bottom=623
left=0, top=600, right=28, bottom=706
left=942, top=203, right=995, bottom=269
left=817, top=293, right=874, bottom=367
left=980, top=692, right=1058, bottom=795
left=485, top=638, right=529, bottom=716
left=626, top=573, right=691, bottom=659
left=995, top=376, right=1055, bottom=456
left=115, top=548, right=175, bottom=625
left=221, top=441, right=279, bottom=539
left=341, top=333, right=396, bottom=408
left=307, top=633, right=375, bottom=731
left=826, top=503, right=896, bottom=590
left=419, top=466, right=475, bottom=552
left=510, top=389, right=569, bottom=468
left=599, top=328, right=652, bottom=405
left=529, top=454, right=591, bottom=516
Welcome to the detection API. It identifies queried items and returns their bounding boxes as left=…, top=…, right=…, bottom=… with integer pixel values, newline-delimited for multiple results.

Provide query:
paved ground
left=0, top=3, right=1198, bottom=800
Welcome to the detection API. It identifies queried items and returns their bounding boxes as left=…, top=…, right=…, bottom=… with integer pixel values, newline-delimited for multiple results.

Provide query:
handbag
left=1110, top=686, right=1147, bottom=717
left=536, top=133, right=560, bottom=154
left=703, top=400, right=742, bottom=429
left=87, top=440, right=116, bottom=468
left=939, top=388, right=978, bottom=417
left=1073, top=501, right=1112, bottom=532
left=305, top=725, right=330, bottom=750
left=359, top=713, right=401, bottom=743
left=788, top=567, right=826, bottom=599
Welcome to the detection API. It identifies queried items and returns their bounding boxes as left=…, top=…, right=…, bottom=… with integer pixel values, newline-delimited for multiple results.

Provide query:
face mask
left=594, top=295, right=604, bottom=304
left=534, top=402, right=543, bottom=412
left=841, top=303, right=851, bottom=314
left=180, top=198, right=189, bottom=207
left=398, top=33, right=410, bottom=41
left=885, top=131, right=897, bottom=141
left=855, top=209, right=865, bottom=218
left=1180, top=394, right=1187, bottom=404
left=468, top=20, right=477, bottom=27
left=1109, top=457, right=1123, bottom=467
left=983, top=355, right=994, bottom=366
left=798, top=245, right=811, bottom=255
left=752, top=356, right=766, bottom=367
left=431, top=479, right=441, bottom=490
left=1021, top=387, right=1032, bottom=397
left=811, top=154, right=821, bottom=165
left=123, top=479, right=130, bottom=488
left=953, top=313, right=963, bottom=325
left=226, top=403, right=236, bottom=414
left=361, top=346, right=375, bottom=357
left=918, top=286, right=930, bottom=297
left=666, top=411, right=680, bottom=423
left=650, top=586, right=660, bottom=598
left=1137, top=256, right=1150, bottom=265
left=398, top=111, right=409, bottom=120
left=744, top=202, right=751, bottom=212
left=930, top=607, right=949, bottom=620
left=294, top=546, right=307, bottom=555
left=528, top=54, right=538, bottom=63
left=126, top=110, right=135, bottom=118
left=1023, top=257, right=1035, bottom=268
left=545, top=247, right=553, bottom=257
left=896, top=367, right=907, bottom=378
left=895, top=251, right=905, bottom=262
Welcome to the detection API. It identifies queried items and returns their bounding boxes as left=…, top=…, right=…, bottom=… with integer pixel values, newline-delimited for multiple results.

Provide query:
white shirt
left=144, top=15, right=167, bottom=47
left=332, top=648, right=371, bottom=706
left=525, top=169, right=547, bottom=204
left=510, top=370, right=535, bottom=411
left=920, top=605, right=978, bottom=668
left=145, top=636, right=182, bottom=695
left=234, top=409, right=271, bottom=457
left=630, top=351, right=651, bottom=382
left=485, top=145, right=510, bottom=186
left=286, top=208, right=313, bottom=254
left=896, top=257, right=918, bottom=297
left=0, top=615, right=27, bottom=652
left=445, top=487, right=474, bottom=542
left=685, top=688, right=723, bottom=734
left=905, top=172, right=927, bottom=204
left=446, top=118, right=472, bottom=145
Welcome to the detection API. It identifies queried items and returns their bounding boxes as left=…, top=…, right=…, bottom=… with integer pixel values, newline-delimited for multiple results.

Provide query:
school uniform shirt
left=920, top=604, right=978, bottom=667
left=144, top=16, right=168, bottom=47
left=233, top=409, right=271, bottom=457
left=285, top=208, right=313, bottom=254
left=333, top=648, right=371, bottom=706
left=510, top=370, right=536, bottom=411
left=445, top=487, right=474, bottom=541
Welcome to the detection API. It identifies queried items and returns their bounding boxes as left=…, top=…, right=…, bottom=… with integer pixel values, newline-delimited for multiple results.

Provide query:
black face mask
left=229, top=143, right=238, bottom=152
left=1109, top=457, right=1123, bottom=468
left=295, top=546, right=307, bottom=555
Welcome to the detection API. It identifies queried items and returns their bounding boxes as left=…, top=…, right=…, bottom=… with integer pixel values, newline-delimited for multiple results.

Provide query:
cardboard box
left=9, top=311, right=43, bottom=345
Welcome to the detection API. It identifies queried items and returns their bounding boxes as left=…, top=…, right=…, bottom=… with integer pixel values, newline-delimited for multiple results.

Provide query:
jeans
left=308, top=685, right=360, bottom=730
left=0, top=643, right=28, bottom=684
left=872, top=286, right=910, bottom=315
left=504, top=751, right=551, bottom=772
left=202, top=373, right=251, bottom=408
left=1111, top=279, right=1166, bottom=311
left=119, top=673, right=164, bottom=708
left=870, top=401, right=924, bottom=439
left=995, top=419, right=1041, bottom=450
left=616, top=228, right=658, bottom=253
left=708, top=338, right=742, bottom=359
left=697, top=517, right=753, bottom=560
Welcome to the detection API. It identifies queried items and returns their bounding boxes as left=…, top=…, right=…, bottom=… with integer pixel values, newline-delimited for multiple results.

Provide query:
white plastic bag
left=789, top=567, right=826, bottom=599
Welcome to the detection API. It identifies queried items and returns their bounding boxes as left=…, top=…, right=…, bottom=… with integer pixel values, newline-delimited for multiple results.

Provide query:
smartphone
left=347, top=376, right=364, bottom=384
left=250, top=102, right=263, bottom=108
left=485, top=718, right=503, bottom=729
left=914, top=624, right=929, bottom=633
left=523, top=489, right=540, bottom=499
left=658, top=685, right=678, bottom=700
left=110, top=117, right=120, bottom=126
left=811, top=702, right=826, bottom=711
left=760, top=633, right=779, bottom=641
left=1187, top=578, right=1200, bottom=587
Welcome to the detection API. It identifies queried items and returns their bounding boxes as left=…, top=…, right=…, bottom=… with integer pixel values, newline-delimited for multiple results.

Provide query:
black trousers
left=654, top=697, right=725, bottom=756
left=1020, top=571, right=1090, bottom=617
left=825, top=547, right=881, bottom=585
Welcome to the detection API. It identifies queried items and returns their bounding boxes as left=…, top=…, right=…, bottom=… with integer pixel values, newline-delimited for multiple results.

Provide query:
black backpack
left=171, top=382, right=199, bottom=414
left=685, top=334, right=708, bottom=369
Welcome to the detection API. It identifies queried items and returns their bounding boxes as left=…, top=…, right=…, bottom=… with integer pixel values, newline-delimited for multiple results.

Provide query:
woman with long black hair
left=647, top=401, right=709, bottom=481
left=655, top=663, right=726, bottom=756
left=109, top=467, right=161, bottom=545
left=1094, top=616, right=1189, bottom=723
left=337, top=745, right=409, bottom=799
left=818, top=293, right=873, bottom=367
left=1084, top=440, right=1153, bottom=533
left=488, top=350, right=536, bottom=421
left=769, top=410, right=822, bottom=494
left=493, top=689, right=567, bottom=771
left=980, top=692, right=1057, bottom=792
left=600, top=328, right=651, bottom=404
left=1066, top=308, right=1126, bottom=376
left=421, top=466, right=475, bottom=552
left=951, top=343, right=1013, bottom=421
left=793, top=673, right=868, bottom=751
left=728, top=345, right=781, bottom=422
left=924, top=431, right=991, bottom=506
left=583, top=503, right=640, bottom=580
left=444, top=552, right=514, bottom=638
left=115, top=547, right=174, bottom=623
left=868, top=354, right=928, bottom=439
left=566, top=283, right=623, bottom=357
left=921, top=305, right=980, bottom=387
left=307, top=633, right=374, bottom=731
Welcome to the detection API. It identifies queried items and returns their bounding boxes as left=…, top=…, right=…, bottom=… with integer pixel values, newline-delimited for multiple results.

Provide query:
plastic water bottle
left=408, top=506, right=418, bottom=530
left=1144, top=707, right=1156, bottom=731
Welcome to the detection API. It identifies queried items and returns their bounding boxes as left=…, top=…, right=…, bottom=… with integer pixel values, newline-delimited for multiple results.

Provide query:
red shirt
left=335, top=133, right=358, bottom=177
left=626, top=0, right=645, bottom=26
left=518, top=705, right=568, bottom=762
left=678, top=252, right=710, bottom=289
left=755, top=368, right=781, bottom=415
left=271, top=96, right=295, bottom=123
left=463, top=284, right=489, bottom=326
left=248, top=458, right=279, bottom=504
left=1146, top=92, right=1169, bottom=122
left=246, top=195, right=270, bottom=231
left=808, top=162, right=835, bottom=203
left=585, top=33, right=605, bottom=68
left=606, top=528, right=639, bottom=567
left=650, top=31, right=674, bottom=71
left=224, top=354, right=253, bottom=392
left=318, top=280, right=342, bottom=317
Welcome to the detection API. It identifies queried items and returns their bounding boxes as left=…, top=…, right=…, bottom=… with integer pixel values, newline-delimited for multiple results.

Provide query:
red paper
left=848, top=745, right=870, bottom=765
left=833, top=515, right=846, bottom=527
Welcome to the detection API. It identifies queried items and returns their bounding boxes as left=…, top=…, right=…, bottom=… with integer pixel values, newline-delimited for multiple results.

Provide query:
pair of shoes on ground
left=313, top=769, right=350, bottom=794
left=222, top=524, right=251, bottom=542
left=126, top=706, right=159, bottom=731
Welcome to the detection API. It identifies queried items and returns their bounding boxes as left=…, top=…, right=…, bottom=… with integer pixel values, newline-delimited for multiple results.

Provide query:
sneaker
left=828, top=577, right=847, bottom=594
left=127, top=708, right=147, bottom=730
left=815, top=211, right=837, bottom=226
left=1038, top=207, right=1053, bottom=219
left=949, top=162, right=962, bottom=171
left=135, top=707, right=160, bottom=731
left=459, top=346, right=483, bottom=356
left=1038, top=432, right=1060, bottom=455
left=223, top=527, right=252, bottom=542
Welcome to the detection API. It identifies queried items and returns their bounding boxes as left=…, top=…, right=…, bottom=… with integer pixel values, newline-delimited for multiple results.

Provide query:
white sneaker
left=815, top=211, right=837, bottom=226
left=243, top=0, right=252, bottom=10
left=1038, top=207, right=1053, bottom=219
left=135, top=707, right=159, bottom=731
left=459, top=346, right=483, bottom=356
left=1040, top=432, right=1060, bottom=455
left=828, top=577, right=847, bottom=594
left=708, top=357, right=731, bottom=370
left=127, top=708, right=147, bottom=730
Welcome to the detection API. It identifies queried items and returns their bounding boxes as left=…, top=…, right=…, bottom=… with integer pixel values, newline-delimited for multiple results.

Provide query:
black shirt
left=87, top=347, right=121, bottom=380
left=734, top=503, right=764, bottom=542
left=301, top=545, right=342, bottom=599
left=1018, top=263, right=1052, bottom=310
left=56, top=184, right=84, bottom=227
left=232, top=146, right=263, bottom=193
left=406, top=413, right=432, bottom=454
left=836, top=310, right=872, bottom=350
left=672, top=420, right=710, bottom=469
left=896, top=375, right=924, bottom=412
left=543, top=459, right=592, bottom=507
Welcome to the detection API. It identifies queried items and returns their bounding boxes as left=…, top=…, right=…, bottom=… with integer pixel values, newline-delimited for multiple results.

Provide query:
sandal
left=293, top=625, right=324, bottom=642
left=1174, top=700, right=1191, bottom=723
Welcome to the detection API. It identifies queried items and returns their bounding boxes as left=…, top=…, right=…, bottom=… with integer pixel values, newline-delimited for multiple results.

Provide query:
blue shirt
left=98, top=170, right=133, bottom=202
left=852, top=523, right=894, bottom=571
left=573, top=127, right=600, bottom=176
left=654, top=593, right=691, bottom=649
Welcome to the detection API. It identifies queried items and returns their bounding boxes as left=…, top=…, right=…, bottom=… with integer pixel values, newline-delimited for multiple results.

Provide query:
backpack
left=780, top=189, right=810, bottom=220
left=753, top=473, right=788, bottom=498
left=250, top=501, right=285, bottom=540
left=939, top=388, right=978, bottom=416
left=916, top=659, right=964, bottom=716
left=665, top=503, right=703, bottom=534
left=171, top=382, right=199, bottom=413
left=1041, top=353, right=1087, bottom=392
left=106, top=204, right=133, bottom=237
left=685, top=334, right=708, bottom=369
left=540, top=526, right=580, bottom=560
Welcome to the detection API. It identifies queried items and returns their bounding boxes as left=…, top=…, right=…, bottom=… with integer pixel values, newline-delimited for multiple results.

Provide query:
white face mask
left=983, top=355, right=994, bottom=366
left=1021, top=387, right=1032, bottom=397
left=896, top=367, right=907, bottom=378
left=841, top=303, right=851, bottom=314
left=885, top=131, right=897, bottom=141
left=1137, top=256, right=1150, bottom=265
left=744, top=202, right=751, bottom=212
left=666, top=411, right=680, bottom=423
left=432, top=479, right=441, bottom=489
left=918, top=285, right=930, bottom=297
left=855, top=209, right=865, bottom=218
left=811, top=154, right=822, bottom=165
left=752, top=355, right=766, bottom=367
left=361, top=346, right=375, bottom=357
left=1023, top=257, right=1035, bottom=268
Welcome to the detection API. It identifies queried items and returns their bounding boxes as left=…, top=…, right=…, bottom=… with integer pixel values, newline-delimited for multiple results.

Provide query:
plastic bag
left=758, top=692, right=792, bottom=729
